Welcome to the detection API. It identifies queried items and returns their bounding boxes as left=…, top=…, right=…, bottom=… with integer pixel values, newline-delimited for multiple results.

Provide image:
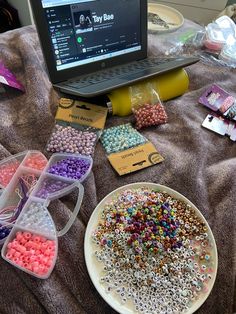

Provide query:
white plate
left=148, top=3, right=184, bottom=33
left=84, top=182, right=218, bottom=314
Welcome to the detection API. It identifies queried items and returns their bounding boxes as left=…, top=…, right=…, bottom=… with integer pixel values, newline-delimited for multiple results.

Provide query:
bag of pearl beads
left=46, top=122, right=100, bottom=157
left=130, top=82, right=168, bottom=129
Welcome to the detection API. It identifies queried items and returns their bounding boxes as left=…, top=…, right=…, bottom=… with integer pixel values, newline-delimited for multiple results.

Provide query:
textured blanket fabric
left=0, top=25, right=235, bottom=314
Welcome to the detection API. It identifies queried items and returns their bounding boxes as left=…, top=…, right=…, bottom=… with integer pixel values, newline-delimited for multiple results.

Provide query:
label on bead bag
left=56, top=98, right=108, bottom=129
left=108, top=142, right=164, bottom=175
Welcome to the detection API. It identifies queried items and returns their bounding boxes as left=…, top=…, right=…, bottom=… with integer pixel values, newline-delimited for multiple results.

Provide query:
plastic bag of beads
left=100, top=123, right=148, bottom=155
left=46, top=98, right=108, bottom=156
left=46, top=123, right=99, bottom=157
left=130, top=82, right=168, bottom=129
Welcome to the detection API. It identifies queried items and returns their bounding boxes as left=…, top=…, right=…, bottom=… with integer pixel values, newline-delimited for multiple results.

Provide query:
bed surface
left=0, top=23, right=235, bottom=314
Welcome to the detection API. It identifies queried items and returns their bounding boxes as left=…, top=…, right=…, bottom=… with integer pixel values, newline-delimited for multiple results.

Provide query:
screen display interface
left=42, top=0, right=141, bottom=71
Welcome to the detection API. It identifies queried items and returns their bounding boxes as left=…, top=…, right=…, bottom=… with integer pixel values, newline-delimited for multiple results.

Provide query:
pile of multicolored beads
left=92, top=188, right=215, bottom=314
left=100, top=123, right=147, bottom=154
left=46, top=124, right=97, bottom=156
left=133, top=103, right=168, bottom=129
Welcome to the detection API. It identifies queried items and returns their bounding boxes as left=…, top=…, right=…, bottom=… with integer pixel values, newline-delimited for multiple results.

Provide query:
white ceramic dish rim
left=148, top=3, right=184, bottom=33
left=84, top=182, right=218, bottom=314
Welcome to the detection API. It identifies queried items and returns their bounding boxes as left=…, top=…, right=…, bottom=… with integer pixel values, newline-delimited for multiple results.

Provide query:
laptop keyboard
left=63, top=57, right=173, bottom=89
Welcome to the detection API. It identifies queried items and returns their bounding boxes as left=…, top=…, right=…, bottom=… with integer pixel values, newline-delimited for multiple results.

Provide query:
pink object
left=133, top=103, right=168, bottom=129
left=14, top=251, right=21, bottom=258
left=0, top=61, right=25, bottom=92
left=6, top=253, right=13, bottom=259
left=16, top=231, right=23, bottom=241
left=24, top=154, right=47, bottom=171
left=19, top=238, right=27, bottom=245
left=5, top=231, right=56, bottom=277
left=204, top=39, right=223, bottom=52
left=23, top=232, right=32, bottom=240
left=0, top=161, right=20, bottom=187
left=32, top=236, right=41, bottom=243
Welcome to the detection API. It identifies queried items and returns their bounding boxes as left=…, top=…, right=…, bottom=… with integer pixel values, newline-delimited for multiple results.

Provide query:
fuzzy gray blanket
left=0, top=24, right=235, bottom=314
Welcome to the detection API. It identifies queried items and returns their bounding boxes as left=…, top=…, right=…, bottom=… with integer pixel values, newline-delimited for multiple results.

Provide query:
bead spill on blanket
left=92, top=188, right=215, bottom=314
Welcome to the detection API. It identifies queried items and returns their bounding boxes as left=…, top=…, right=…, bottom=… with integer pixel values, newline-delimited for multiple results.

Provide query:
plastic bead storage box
left=0, top=150, right=92, bottom=279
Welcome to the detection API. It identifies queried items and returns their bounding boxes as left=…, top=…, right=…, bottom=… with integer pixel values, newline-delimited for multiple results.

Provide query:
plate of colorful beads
left=84, top=183, right=218, bottom=314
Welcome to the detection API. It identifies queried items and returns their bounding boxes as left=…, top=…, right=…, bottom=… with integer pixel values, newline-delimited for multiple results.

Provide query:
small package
left=199, top=84, right=236, bottom=120
left=100, top=123, right=164, bottom=175
left=130, top=83, right=167, bottom=129
left=202, top=113, right=236, bottom=141
left=46, top=98, right=108, bottom=156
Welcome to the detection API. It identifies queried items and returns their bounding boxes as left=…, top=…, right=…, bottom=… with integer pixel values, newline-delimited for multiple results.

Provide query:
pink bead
left=39, top=236, right=46, bottom=243
left=41, top=257, right=48, bottom=265
left=19, top=238, right=27, bottom=245
left=32, top=261, right=39, bottom=268
left=6, top=253, right=13, bottom=260
left=19, top=255, right=25, bottom=261
left=7, top=243, right=12, bottom=249
left=17, top=260, right=23, bottom=267
left=41, top=242, right=48, bottom=250
left=23, top=232, right=32, bottom=240
left=44, top=249, right=51, bottom=256
left=13, top=257, right=20, bottom=264
left=14, top=251, right=21, bottom=258
left=25, top=240, right=34, bottom=249
left=8, top=248, right=16, bottom=256
left=32, top=236, right=41, bottom=243
left=32, top=266, right=39, bottom=273
left=16, top=231, right=23, bottom=241
left=23, top=256, right=30, bottom=263
left=17, top=245, right=26, bottom=253
left=46, top=260, right=52, bottom=268
left=26, top=264, right=33, bottom=271
left=29, top=249, right=35, bottom=256
left=29, top=256, right=37, bottom=262
left=11, top=242, right=18, bottom=249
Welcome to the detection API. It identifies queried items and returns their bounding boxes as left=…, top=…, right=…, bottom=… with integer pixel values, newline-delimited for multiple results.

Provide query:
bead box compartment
left=84, top=182, right=218, bottom=314
left=1, top=226, right=58, bottom=279
left=45, top=153, right=93, bottom=183
left=0, top=151, right=29, bottom=188
left=0, top=151, right=90, bottom=278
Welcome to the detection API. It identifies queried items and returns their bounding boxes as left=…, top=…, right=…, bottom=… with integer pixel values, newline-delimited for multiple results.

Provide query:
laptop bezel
left=30, top=0, right=147, bottom=84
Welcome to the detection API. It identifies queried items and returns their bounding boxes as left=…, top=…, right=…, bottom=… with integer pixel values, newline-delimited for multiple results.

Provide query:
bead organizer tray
left=0, top=150, right=93, bottom=278
left=84, top=183, right=218, bottom=314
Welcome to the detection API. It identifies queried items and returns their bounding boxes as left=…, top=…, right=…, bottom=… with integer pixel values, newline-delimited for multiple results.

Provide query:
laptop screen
left=41, top=0, right=141, bottom=72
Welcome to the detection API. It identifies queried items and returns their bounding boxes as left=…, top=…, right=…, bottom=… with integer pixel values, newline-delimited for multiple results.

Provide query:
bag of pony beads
left=46, top=122, right=99, bottom=157
left=130, top=82, right=168, bottom=129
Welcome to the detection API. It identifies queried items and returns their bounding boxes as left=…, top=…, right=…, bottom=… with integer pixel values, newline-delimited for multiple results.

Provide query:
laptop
left=30, top=0, right=199, bottom=97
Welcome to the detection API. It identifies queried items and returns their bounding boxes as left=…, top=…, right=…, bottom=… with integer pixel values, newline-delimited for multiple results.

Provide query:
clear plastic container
left=219, top=41, right=236, bottom=66
left=204, top=23, right=225, bottom=52
left=0, top=150, right=92, bottom=278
